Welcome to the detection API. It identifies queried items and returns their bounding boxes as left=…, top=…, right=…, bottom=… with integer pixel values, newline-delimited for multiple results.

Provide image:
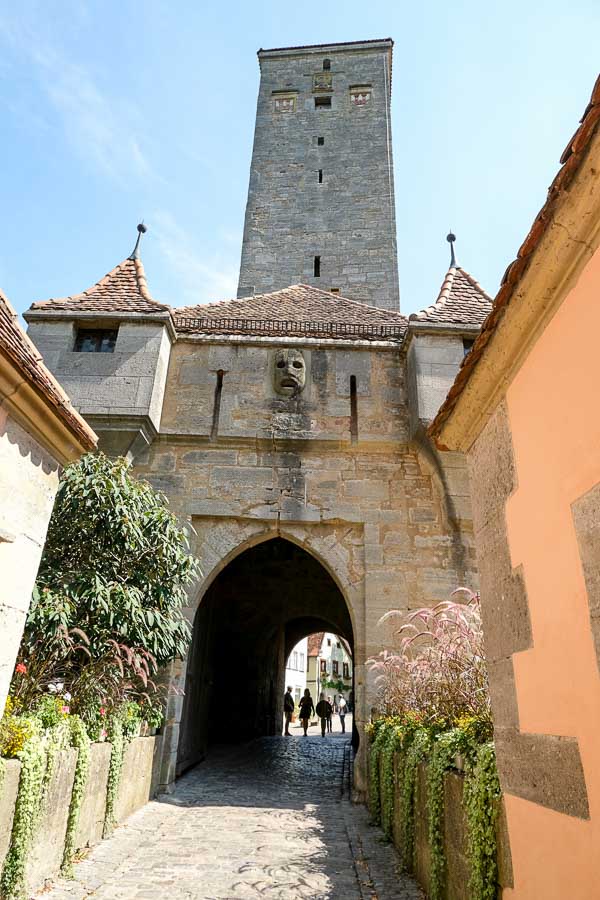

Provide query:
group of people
left=284, top=687, right=348, bottom=737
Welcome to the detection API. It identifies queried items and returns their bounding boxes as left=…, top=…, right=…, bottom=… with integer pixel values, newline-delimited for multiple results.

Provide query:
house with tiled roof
left=0, top=287, right=96, bottom=717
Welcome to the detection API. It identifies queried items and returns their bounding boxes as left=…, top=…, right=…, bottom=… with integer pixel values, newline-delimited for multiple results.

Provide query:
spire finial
left=128, top=222, right=148, bottom=261
left=446, top=231, right=457, bottom=267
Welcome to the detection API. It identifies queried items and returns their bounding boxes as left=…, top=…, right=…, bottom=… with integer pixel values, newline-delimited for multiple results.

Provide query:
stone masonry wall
left=238, top=42, right=400, bottom=310
left=132, top=336, right=478, bottom=791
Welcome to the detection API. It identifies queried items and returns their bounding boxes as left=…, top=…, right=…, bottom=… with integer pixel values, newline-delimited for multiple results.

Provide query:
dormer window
left=74, top=327, right=118, bottom=353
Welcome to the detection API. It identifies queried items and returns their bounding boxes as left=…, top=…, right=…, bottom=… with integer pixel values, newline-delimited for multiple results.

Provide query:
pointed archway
left=177, top=537, right=353, bottom=774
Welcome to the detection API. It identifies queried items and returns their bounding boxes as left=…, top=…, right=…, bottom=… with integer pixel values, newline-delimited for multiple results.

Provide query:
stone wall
left=0, top=412, right=61, bottom=716
left=238, top=41, right=400, bottom=310
left=0, top=736, right=161, bottom=896
left=133, top=336, right=478, bottom=793
left=369, top=750, right=513, bottom=899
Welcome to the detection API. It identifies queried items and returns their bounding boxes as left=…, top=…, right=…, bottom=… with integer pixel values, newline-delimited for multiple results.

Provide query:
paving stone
left=37, top=731, right=422, bottom=900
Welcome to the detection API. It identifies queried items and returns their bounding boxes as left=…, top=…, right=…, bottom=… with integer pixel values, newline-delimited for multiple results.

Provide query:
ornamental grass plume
left=368, top=589, right=491, bottom=726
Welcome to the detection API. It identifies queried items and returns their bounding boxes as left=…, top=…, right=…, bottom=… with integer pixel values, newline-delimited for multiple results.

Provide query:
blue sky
left=0, top=1, right=598, bottom=317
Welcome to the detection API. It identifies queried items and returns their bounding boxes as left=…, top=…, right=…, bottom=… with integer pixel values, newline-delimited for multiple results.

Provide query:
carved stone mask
left=273, top=349, right=306, bottom=397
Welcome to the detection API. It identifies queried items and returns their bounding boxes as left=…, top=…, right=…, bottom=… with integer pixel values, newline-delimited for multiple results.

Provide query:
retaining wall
left=0, top=735, right=162, bottom=896
left=371, top=750, right=513, bottom=899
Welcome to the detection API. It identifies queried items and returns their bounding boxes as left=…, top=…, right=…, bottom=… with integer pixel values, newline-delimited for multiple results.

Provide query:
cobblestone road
left=38, top=726, right=422, bottom=900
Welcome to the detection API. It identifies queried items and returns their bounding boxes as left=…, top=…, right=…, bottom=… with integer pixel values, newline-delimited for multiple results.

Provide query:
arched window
left=323, top=59, right=331, bottom=71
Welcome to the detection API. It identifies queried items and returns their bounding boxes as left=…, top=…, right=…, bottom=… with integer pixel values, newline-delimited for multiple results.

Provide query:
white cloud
left=0, top=14, right=154, bottom=185
left=152, top=211, right=239, bottom=308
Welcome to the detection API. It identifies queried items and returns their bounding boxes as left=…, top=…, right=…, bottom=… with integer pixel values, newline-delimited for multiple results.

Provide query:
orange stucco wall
left=502, top=245, right=600, bottom=898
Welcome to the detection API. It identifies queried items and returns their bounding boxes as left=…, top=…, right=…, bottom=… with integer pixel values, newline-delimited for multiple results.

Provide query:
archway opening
left=177, top=538, right=353, bottom=775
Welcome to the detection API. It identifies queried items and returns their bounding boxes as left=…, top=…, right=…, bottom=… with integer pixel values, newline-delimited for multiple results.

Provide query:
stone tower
left=237, top=39, right=400, bottom=310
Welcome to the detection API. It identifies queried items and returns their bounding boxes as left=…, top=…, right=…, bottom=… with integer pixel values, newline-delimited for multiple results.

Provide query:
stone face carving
left=273, top=349, right=306, bottom=397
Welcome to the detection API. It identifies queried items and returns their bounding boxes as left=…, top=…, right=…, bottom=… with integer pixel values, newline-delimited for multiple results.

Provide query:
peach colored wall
left=502, top=245, right=600, bottom=898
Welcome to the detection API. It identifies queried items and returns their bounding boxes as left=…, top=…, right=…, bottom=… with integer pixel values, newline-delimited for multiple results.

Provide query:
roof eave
left=24, top=307, right=177, bottom=342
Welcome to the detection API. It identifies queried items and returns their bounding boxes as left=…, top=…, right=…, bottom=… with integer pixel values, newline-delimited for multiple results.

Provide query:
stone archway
left=176, top=537, right=354, bottom=775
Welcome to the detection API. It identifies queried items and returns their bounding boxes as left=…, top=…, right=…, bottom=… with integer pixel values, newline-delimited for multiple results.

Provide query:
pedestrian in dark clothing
left=326, top=696, right=333, bottom=733
left=283, top=686, right=295, bottom=736
left=316, top=693, right=332, bottom=737
left=298, top=689, right=315, bottom=737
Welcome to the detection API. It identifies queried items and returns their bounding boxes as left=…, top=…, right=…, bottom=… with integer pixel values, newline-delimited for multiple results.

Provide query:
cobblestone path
left=38, top=731, right=422, bottom=900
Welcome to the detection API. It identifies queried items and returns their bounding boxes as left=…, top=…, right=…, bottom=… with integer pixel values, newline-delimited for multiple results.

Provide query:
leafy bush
left=32, top=452, right=199, bottom=664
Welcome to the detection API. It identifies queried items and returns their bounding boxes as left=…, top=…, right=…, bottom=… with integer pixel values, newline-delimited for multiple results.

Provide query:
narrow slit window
left=313, top=255, right=321, bottom=277
left=210, top=370, right=224, bottom=441
left=315, top=96, right=331, bottom=109
left=317, top=136, right=324, bottom=146
left=318, top=169, right=323, bottom=183
left=350, top=375, right=358, bottom=444
left=323, top=59, right=331, bottom=71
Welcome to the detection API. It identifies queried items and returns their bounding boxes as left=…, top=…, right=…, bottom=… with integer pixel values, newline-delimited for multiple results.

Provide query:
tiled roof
left=307, top=632, right=325, bottom=656
left=29, top=257, right=170, bottom=315
left=409, top=267, right=492, bottom=327
left=174, top=284, right=408, bottom=342
left=0, top=288, right=96, bottom=450
left=430, top=73, right=600, bottom=442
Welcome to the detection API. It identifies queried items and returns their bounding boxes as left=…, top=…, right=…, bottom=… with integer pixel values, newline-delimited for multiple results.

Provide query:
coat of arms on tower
left=313, top=73, right=333, bottom=93
left=350, top=86, right=372, bottom=106
left=273, top=93, right=297, bottom=113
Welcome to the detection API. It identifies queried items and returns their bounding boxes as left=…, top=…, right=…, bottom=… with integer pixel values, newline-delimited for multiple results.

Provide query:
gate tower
left=237, top=39, right=400, bottom=310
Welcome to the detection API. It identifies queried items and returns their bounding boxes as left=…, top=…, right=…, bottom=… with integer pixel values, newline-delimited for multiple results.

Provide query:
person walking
left=316, top=693, right=332, bottom=738
left=338, top=696, right=347, bottom=734
left=326, top=696, right=333, bottom=733
left=283, top=685, right=295, bottom=736
left=298, top=689, right=315, bottom=737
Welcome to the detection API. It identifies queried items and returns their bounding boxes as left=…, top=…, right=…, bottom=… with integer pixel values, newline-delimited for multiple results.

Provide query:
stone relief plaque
left=273, top=94, right=297, bottom=113
left=273, top=348, right=306, bottom=398
left=313, top=73, right=333, bottom=93
left=350, top=86, right=372, bottom=106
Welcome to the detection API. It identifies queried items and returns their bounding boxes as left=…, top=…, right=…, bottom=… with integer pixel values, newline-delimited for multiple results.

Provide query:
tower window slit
left=318, top=169, right=323, bottom=183
left=314, top=256, right=321, bottom=277
left=210, top=370, right=224, bottom=441
left=323, top=59, right=331, bottom=70
left=350, top=375, right=358, bottom=444
left=317, top=136, right=325, bottom=146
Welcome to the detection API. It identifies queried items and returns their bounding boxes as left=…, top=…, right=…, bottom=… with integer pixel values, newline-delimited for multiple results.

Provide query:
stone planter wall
left=369, top=749, right=514, bottom=899
left=0, top=735, right=162, bottom=896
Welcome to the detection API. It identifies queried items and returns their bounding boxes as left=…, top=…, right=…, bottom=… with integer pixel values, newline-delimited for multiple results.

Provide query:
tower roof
left=28, top=256, right=170, bottom=316
left=409, top=266, right=493, bottom=328
left=0, top=287, right=96, bottom=450
left=174, top=284, right=408, bottom=343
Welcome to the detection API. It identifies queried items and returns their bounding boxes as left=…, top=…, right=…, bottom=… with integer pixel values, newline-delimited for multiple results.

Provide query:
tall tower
left=237, top=39, right=400, bottom=310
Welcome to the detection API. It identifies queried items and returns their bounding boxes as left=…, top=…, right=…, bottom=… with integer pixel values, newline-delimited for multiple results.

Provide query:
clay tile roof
left=307, top=632, right=325, bottom=656
left=29, top=257, right=170, bottom=315
left=0, top=288, right=96, bottom=450
left=430, top=73, right=600, bottom=443
left=174, top=284, right=408, bottom=342
left=409, top=267, right=493, bottom=327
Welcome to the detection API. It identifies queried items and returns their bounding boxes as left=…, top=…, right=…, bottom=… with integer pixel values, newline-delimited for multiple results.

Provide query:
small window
left=463, top=338, right=475, bottom=356
left=343, top=663, right=349, bottom=679
left=74, top=328, right=118, bottom=353
left=327, top=638, right=331, bottom=647
left=294, top=687, right=301, bottom=702
left=314, top=255, right=321, bottom=277
left=336, top=642, right=341, bottom=649
left=315, top=96, right=331, bottom=109
left=330, top=288, right=340, bottom=294
left=318, top=169, right=323, bottom=184
left=317, top=136, right=324, bottom=146
left=299, top=653, right=305, bottom=669
left=323, top=59, right=331, bottom=70
left=332, top=661, right=339, bottom=675
left=320, top=659, right=327, bottom=673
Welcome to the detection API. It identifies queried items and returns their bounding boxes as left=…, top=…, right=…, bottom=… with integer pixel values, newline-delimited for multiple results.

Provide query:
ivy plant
left=61, top=717, right=91, bottom=876
left=464, top=741, right=501, bottom=899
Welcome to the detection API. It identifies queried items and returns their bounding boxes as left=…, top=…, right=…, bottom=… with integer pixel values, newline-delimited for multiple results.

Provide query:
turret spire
left=128, top=222, right=148, bottom=261
left=446, top=231, right=457, bottom=267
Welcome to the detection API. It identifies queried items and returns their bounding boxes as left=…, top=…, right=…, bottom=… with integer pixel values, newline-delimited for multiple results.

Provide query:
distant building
left=284, top=637, right=308, bottom=707
left=307, top=631, right=353, bottom=707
